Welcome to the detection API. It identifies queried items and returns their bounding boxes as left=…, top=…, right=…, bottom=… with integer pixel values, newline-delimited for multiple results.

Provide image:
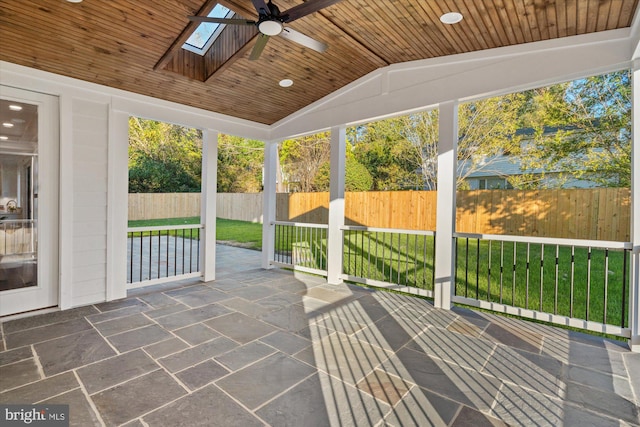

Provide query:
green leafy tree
left=313, top=156, right=374, bottom=191
left=514, top=70, right=631, bottom=188
left=128, top=117, right=202, bottom=193
left=279, top=133, right=331, bottom=192
left=217, top=135, right=264, bottom=192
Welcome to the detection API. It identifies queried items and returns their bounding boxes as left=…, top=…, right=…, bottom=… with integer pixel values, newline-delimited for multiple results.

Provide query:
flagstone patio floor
left=1, top=245, right=639, bottom=426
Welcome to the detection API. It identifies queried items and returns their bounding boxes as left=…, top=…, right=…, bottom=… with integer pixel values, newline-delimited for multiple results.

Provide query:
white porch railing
left=269, top=221, right=633, bottom=338
left=271, top=221, right=328, bottom=276
left=453, top=233, right=632, bottom=338
left=127, top=224, right=203, bottom=288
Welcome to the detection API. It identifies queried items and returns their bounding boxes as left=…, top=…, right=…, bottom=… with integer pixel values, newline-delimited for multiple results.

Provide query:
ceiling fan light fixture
left=0, top=136, right=8, bottom=140
left=279, top=79, right=293, bottom=87
left=259, top=20, right=283, bottom=36
left=9, top=105, right=23, bottom=111
left=440, top=12, right=463, bottom=24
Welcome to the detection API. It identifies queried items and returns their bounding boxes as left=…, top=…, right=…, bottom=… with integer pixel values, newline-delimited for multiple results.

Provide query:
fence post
left=200, top=130, right=217, bottom=282
left=434, top=101, right=458, bottom=310
left=629, top=61, right=640, bottom=352
left=327, top=126, right=346, bottom=285
left=262, top=142, right=278, bottom=269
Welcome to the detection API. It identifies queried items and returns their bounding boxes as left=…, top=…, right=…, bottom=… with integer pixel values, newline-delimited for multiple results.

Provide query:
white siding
left=71, top=99, right=109, bottom=306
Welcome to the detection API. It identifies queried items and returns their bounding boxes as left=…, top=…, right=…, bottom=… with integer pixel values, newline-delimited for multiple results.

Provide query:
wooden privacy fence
left=129, top=188, right=631, bottom=241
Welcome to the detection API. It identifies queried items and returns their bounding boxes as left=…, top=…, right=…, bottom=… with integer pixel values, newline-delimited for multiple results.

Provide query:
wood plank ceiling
left=1, top=0, right=638, bottom=125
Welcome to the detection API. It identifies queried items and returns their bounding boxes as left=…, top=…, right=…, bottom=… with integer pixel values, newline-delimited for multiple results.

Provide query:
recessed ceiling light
left=0, top=136, right=8, bottom=140
left=66, top=0, right=83, bottom=3
left=279, top=79, right=293, bottom=88
left=440, top=12, right=463, bottom=25
left=8, top=105, right=22, bottom=111
left=2, top=123, right=14, bottom=128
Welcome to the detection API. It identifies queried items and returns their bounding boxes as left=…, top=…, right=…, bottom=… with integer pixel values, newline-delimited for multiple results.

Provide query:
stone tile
left=2, top=306, right=98, bottom=334
left=314, top=312, right=368, bottom=336
left=259, top=330, right=310, bottom=355
left=158, top=337, right=238, bottom=373
left=564, top=381, right=639, bottom=424
left=353, top=313, right=423, bottom=352
left=34, top=329, right=116, bottom=376
left=304, top=286, right=357, bottom=305
left=228, top=284, right=282, bottom=301
left=173, top=323, right=219, bottom=345
left=218, top=297, right=273, bottom=318
left=144, top=303, right=189, bottom=320
left=258, top=372, right=389, bottom=427
left=256, top=292, right=302, bottom=310
left=542, top=338, right=627, bottom=376
left=143, top=337, right=189, bottom=359
left=216, top=352, right=315, bottom=410
left=451, top=306, right=493, bottom=328
left=204, top=312, right=277, bottom=344
left=447, top=318, right=484, bottom=337
left=0, top=358, right=41, bottom=391
left=171, top=288, right=232, bottom=308
left=5, top=318, right=93, bottom=349
left=482, top=345, right=564, bottom=396
left=491, top=382, right=564, bottom=426
left=86, top=304, right=150, bottom=324
left=406, top=327, right=496, bottom=371
left=92, top=313, right=153, bottom=337
left=311, top=331, right=392, bottom=386
left=419, top=308, right=459, bottom=329
left=77, top=349, right=159, bottom=394
left=138, top=291, right=180, bottom=308
left=164, top=284, right=210, bottom=297
left=259, top=304, right=312, bottom=333
left=0, top=372, right=79, bottom=403
left=153, top=304, right=231, bottom=330
left=175, top=360, right=229, bottom=391
left=383, top=385, right=461, bottom=427
left=143, top=384, right=263, bottom=427
left=381, top=349, right=502, bottom=412
left=121, top=419, right=145, bottom=427
left=355, top=369, right=411, bottom=405
left=205, top=278, right=249, bottom=292
left=95, top=298, right=147, bottom=313
left=625, top=352, right=640, bottom=405
left=215, top=341, right=275, bottom=371
left=565, top=364, right=635, bottom=402
left=107, top=325, right=172, bottom=353
left=92, top=371, right=187, bottom=425
left=0, top=346, right=32, bottom=366
left=563, top=405, right=628, bottom=427
left=451, top=406, right=507, bottom=427
left=41, top=388, right=102, bottom=427
left=482, top=323, right=543, bottom=353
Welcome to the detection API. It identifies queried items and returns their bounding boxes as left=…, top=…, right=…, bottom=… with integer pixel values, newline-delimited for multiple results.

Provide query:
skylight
left=183, top=4, right=234, bottom=55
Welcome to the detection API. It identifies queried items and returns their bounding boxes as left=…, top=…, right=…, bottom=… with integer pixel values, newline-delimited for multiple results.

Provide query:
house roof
left=1, top=0, right=638, bottom=126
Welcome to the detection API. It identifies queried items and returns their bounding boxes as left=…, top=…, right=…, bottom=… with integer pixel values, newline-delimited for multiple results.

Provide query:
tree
left=279, top=133, right=331, bottom=192
left=217, top=135, right=264, bottom=192
left=514, top=70, right=631, bottom=188
left=128, top=117, right=202, bottom=192
left=313, top=156, right=374, bottom=191
left=352, top=93, right=525, bottom=190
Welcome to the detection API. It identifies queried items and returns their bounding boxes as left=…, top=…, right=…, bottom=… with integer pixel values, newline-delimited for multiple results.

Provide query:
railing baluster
left=525, top=243, right=530, bottom=309
left=539, top=244, right=544, bottom=311
left=554, top=245, right=559, bottom=315
left=570, top=246, right=575, bottom=318
left=465, top=237, right=469, bottom=298
left=487, top=240, right=492, bottom=302
left=622, top=249, right=628, bottom=328
left=586, top=246, right=592, bottom=321
left=603, top=249, right=609, bottom=324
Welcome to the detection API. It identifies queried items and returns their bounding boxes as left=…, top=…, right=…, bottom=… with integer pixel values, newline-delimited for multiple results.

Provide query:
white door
left=0, top=86, right=59, bottom=316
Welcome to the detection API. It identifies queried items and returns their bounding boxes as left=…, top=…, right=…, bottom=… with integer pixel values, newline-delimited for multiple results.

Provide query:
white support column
left=629, top=61, right=640, bottom=352
left=434, top=101, right=458, bottom=309
left=262, top=141, right=278, bottom=269
left=200, top=129, right=218, bottom=282
left=327, top=126, right=347, bottom=285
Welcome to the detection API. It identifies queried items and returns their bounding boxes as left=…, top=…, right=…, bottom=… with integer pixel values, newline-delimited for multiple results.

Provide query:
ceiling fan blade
left=251, top=0, right=269, bottom=15
left=188, top=16, right=255, bottom=25
left=283, top=0, right=344, bottom=22
left=249, top=34, right=270, bottom=60
left=279, top=28, right=327, bottom=53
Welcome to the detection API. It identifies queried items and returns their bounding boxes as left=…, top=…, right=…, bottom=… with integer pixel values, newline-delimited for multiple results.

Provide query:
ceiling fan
left=189, top=0, right=343, bottom=60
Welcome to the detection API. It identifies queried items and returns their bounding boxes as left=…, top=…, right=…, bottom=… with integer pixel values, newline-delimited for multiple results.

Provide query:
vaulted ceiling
left=1, top=0, right=638, bottom=125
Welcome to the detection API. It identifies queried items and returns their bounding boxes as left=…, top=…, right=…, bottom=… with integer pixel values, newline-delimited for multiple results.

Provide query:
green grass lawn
left=128, top=217, right=263, bottom=250
left=129, top=217, right=629, bottom=328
